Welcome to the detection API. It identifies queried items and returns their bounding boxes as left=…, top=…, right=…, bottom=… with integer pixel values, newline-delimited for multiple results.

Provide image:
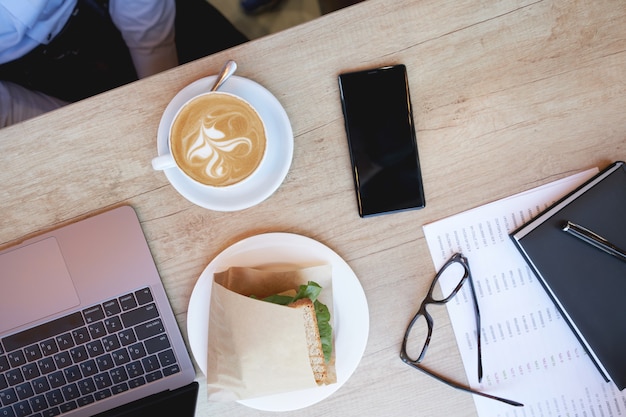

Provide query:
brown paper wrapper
left=206, top=265, right=336, bottom=401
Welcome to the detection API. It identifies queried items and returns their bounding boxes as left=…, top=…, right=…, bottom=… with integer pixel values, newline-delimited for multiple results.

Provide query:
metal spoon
left=211, top=60, right=237, bottom=91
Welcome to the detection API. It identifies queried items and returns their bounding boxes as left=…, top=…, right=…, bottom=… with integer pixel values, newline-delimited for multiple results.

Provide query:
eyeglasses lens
left=431, top=259, right=467, bottom=302
left=403, top=314, right=429, bottom=361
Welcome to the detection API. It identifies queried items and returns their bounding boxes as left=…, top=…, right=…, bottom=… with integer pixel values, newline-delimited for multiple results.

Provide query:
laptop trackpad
left=0, top=237, right=80, bottom=334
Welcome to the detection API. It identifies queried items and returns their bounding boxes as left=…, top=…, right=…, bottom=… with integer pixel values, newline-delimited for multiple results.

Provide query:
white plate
left=156, top=76, right=293, bottom=211
left=187, top=233, right=369, bottom=411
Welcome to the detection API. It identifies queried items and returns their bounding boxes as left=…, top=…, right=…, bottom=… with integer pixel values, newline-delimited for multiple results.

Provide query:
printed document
left=423, top=168, right=626, bottom=416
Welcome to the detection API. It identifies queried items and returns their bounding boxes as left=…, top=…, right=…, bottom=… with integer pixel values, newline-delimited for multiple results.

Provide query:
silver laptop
left=0, top=206, right=197, bottom=417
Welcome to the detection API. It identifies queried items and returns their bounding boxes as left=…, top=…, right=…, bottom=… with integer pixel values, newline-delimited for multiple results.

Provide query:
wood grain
left=1, top=0, right=625, bottom=415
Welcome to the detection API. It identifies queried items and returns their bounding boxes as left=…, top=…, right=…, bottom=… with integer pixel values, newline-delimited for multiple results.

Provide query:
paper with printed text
left=423, top=168, right=626, bottom=416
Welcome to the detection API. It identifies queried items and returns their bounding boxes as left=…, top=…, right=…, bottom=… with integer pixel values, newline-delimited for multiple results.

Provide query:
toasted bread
left=289, top=298, right=328, bottom=385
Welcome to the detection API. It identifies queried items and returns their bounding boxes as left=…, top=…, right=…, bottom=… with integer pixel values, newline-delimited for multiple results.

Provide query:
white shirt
left=0, top=0, right=76, bottom=63
left=0, top=0, right=178, bottom=78
left=0, top=0, right=178, bottom=128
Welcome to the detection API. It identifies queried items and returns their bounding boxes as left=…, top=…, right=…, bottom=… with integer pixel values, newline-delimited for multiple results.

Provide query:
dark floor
left=207, top=0, right=365, bottom=41
left=318, top=0, right=364, bottom=14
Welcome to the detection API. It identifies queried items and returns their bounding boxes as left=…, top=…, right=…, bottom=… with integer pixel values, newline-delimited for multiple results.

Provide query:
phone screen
left=338, top=65, right=425, bottom=217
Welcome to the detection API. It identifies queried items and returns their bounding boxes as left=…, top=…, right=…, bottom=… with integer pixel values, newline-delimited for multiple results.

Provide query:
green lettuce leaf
left=293, top=281, right=322, bottom=303
left=259, top=294, right=294, bottom=305
left=314, top=299, right=332, bottom=362
left=254, top=281, right=332, bottom=362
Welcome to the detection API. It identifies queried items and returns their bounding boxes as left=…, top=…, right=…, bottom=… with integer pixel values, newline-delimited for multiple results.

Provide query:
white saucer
left=187, top=233, right=370, bottom=411
left=156, top=76, right=293, bottom=211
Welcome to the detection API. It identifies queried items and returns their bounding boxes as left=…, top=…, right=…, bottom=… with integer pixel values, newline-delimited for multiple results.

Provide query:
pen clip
left=562, top=221, right=626, bottom=263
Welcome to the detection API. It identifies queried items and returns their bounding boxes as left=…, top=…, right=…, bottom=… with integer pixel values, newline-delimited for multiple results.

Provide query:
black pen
left=561, top=221, right=626, bottom=263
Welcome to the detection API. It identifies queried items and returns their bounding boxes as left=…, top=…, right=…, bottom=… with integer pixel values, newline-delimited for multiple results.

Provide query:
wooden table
left=1, top=0, right=624, bottom=415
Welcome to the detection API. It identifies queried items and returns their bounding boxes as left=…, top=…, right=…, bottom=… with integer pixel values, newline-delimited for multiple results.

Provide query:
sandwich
left=208, top=266, right=335, bottom=400
left=252, top=281, right=332, bottom=385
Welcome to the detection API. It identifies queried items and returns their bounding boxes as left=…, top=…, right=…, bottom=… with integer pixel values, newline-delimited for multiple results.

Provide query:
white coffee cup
left=152, top=91, right=267, bottom=188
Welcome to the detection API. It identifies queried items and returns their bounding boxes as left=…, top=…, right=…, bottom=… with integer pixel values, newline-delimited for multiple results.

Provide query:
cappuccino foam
left=170, top=93, right=266, bottom=187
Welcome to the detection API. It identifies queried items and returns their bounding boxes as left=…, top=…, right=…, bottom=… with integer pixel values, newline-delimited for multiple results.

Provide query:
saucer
left=187, top=233, right=370, bottom=411
left=156, top=76, right=294, bottom=211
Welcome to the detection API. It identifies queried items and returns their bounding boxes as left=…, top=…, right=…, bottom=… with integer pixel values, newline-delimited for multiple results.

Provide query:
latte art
left=184, top=109, right=259, bottom=183
left=170, top=93, right=266, bottom=187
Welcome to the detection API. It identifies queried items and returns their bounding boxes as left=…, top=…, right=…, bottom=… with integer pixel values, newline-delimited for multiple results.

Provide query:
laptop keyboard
left=0, top=287, right=182, bottom=417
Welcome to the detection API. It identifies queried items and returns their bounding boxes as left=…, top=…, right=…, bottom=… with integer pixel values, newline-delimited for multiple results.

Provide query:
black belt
left=0, top=0, right=137, bottom=102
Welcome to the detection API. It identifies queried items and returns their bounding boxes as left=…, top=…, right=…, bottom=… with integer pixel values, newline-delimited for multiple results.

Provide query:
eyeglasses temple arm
left=466, top=272, right=483, bottom=382
left=404, top=361, right=524, bottom=407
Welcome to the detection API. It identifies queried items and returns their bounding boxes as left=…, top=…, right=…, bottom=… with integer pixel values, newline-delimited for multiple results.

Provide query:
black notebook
left=510, top=161, right=626, bottom=390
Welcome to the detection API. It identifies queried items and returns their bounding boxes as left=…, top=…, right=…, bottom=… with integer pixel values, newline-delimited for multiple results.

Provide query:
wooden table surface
left=1, top=0, right=625, bottom=415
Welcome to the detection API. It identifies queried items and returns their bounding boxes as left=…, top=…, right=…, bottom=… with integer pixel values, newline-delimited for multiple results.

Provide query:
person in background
left=0, top=0, right=247, bottom=128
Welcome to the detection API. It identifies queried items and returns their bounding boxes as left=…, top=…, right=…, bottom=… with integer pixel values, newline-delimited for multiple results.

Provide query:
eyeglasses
left=400, top=253, right=523, bottom=407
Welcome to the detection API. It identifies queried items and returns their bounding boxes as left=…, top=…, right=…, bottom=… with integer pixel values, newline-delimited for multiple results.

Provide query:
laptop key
left=55, top=333, right=74, bottom=351
left=52, top=352, right=71, bottom=370
left=69, top=346, right=88, bottom=364
left=94, top=388, right=111, bottom=401
left=5, top=369, right=23, bottom=386
left=93, top=373, right=112, bottom=390
left=47, top=372, right=65, bottom=389
left=71, top=328, right=90, bottom=345
left=102, top=335, right=121, bottom=353
left=118, top=329, right=137, bottom=347
left=162, top=365, right=181, bottom=377
left=86, top=340, right=104, bottom=358
left=37, top=358, right=56, bottom=375
left=128, top=377, right=145, bottom=389
left=11, top=400, right=31, bottom=417
left=144, top=371, right=162, bottom=383
left=42, top=406, right=60, bottom=417
left=127, top=343, right=146, bottom=361
left=14, top=383, right=33, bottom=401
left=31, top=377, right=49, bottom=394
left=82, top=306, right=105, bottom=324
left=61, top=384, right=79, bottom=401
left=157, top=349, right=176, bottom=367
left=141, top=356, right=159, bottom=372
left=0, top=357, right=9, bottom=373
left=109, top=367, right=128, bottom=384
left=135, top=319, right=165, bottom=340
left=0, top=387, right=17, bottom=405
left=119, top=294, right=137, bottom=311
left=87, top=322, right=106, bottom=340
left=135, top=288, right=153, bottom=305
left=40, top=339, right=59, bottom=357
left=77, top=394, right=94, bottom=407
left=23, top=345, right=42, bottom=363
left=111, top=349, right=130, bottom=366
left=6, top=352, right=25, bottom=368
left=59, top=400, right=77, bottom=413
left=29, top=394, right=47, bottom=412
left=45, top=389, right=63, bottom=406
left=96, top=354, right=113, bottom=372
left=79, top=360, right=97, bottom=378
left=104, top=317, right=123, bottom=334
left=21, top=363, right=39, bottom=380
left=120, top=303, right=159, bottom=328
left=144, top=334, right=170, bottom=355
left=103, top=299, right=121, bottom=317
left=77, top=379, right=95, bottom=396
left=125, top=362, right=143, bottom=379
left=111, top=383, right=128, bottom=396
left=63, top=366, right=81, bottom=383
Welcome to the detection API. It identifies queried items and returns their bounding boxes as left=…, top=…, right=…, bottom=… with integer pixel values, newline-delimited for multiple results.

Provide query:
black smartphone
left=338, top=64, right=425, bottom=217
